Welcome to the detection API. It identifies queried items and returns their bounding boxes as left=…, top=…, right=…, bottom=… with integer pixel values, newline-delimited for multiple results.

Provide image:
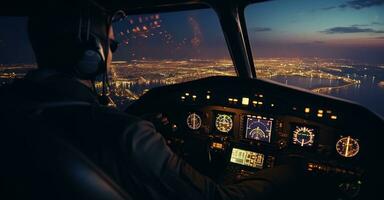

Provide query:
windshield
left=0, top=8, right=235, bottom=108
left=245, top=0, right=384, bottom=116
left=109, top=8, right=235, bottom=107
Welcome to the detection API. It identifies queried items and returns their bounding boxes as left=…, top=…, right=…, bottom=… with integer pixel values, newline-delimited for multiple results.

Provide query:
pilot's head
left=27, top=2, right=117, bottom=81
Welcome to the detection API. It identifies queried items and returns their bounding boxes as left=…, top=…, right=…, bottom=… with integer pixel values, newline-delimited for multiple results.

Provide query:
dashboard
left=126, top=76, right=383, bottom=200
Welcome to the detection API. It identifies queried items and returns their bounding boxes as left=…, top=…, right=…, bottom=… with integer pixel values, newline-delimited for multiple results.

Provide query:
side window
left=0, top=17, right=36, bottom=86
left=245, top=0, right=384, bottom=116
left=110, top=8, right=235, bottom=106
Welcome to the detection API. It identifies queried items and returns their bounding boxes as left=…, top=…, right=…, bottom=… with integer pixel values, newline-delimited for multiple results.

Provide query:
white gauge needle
left=301, top=139, right=304, bottom=147
left=345, top=136, right=350, bottom=157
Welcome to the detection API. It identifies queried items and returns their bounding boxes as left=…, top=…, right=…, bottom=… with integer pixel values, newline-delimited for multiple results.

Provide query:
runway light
left=242, top=97, right=249, bottom=105
left=305, top=107, right=310, bottom=113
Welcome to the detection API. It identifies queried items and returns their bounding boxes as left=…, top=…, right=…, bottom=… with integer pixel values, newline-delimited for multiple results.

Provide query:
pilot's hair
left=28, top=4, right=110, bottom=75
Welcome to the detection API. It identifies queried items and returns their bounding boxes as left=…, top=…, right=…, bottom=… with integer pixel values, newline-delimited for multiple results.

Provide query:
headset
left=74, top=10, right=107, bottom=80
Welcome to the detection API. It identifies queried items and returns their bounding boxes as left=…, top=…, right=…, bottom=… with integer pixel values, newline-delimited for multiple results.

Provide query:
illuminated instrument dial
left=215, top=114, right=233, bottom=133
left=250, top=127, right=266, bottom=140
left=245, top=118, right=273, bottom=143
left=292, top=126, right=315, bottom=147
left=186, top=113, right=202, bottom=130
left=336, top=136, right=360, bottom=158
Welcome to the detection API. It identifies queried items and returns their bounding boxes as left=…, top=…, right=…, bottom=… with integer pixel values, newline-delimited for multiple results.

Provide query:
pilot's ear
left=108, top=26, right=114, bottom=39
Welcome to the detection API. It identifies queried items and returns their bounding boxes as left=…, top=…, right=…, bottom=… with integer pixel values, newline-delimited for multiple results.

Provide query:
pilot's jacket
left=0, top=70, right=304, bottom=200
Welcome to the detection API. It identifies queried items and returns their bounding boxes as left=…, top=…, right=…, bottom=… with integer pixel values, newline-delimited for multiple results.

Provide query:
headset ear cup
left=77, top=50, right=102, bottom=77
left=75, top=36, right=105, bottom=79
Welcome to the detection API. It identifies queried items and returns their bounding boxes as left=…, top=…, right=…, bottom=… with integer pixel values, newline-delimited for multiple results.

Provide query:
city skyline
left=2, top=57, right=383, bottom=116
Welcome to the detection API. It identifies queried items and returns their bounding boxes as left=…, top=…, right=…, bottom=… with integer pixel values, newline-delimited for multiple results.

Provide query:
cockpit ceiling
left=1, top=0, right=267, bottom=15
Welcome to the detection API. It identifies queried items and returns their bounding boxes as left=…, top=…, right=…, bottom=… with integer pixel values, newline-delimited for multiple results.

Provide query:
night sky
left=0, top=0, right=383, bottom=64
left=246, top=0, right=384, bottom=64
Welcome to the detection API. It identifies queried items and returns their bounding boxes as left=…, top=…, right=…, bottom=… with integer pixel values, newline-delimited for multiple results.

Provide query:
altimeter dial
left=336, top=136, right=360, bottom=158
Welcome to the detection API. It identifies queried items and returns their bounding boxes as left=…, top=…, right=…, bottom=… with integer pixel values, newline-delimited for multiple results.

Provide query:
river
left=269, top=67, right=384, bottom=118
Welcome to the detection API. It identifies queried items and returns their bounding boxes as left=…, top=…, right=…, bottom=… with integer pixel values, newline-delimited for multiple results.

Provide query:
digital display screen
left=245, top=117, right=273, bottom=143
left=230, top=148, right=264, bottom=169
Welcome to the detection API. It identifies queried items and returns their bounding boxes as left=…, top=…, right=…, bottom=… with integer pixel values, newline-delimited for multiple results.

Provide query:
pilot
left=1, top=2, right=310, bottom=200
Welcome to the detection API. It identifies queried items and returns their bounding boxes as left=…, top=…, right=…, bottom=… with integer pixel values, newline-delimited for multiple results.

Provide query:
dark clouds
left=351, top=24, right=370, bottom=27
left=321, top=26, right=384, bottom=34
left=322, top=0, right=384, bottom=10
left=313, top=41, right=326, bottom=44
left=252, top=27, right=272, bottom=32
left=341, top=0, right=384, bottom=9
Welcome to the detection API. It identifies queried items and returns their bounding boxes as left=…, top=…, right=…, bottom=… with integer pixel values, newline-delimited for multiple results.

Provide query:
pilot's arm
left=122, top=120, right=305, bottom=200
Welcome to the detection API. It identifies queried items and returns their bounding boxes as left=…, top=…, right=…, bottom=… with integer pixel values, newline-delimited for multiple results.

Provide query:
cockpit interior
left=1, top=0, right=383, bottom=199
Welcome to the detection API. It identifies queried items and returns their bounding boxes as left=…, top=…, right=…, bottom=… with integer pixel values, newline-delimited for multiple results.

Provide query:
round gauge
left=186, top=113, right=202, bottom=130
left=215, top=114, right=233, bottom=133
left=292, top=126, right=315, bottom=147
left=336, top=136, right=360, bottom=158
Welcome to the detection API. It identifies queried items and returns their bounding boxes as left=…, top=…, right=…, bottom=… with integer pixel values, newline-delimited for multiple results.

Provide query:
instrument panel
left=172, top=105, right=365, bottom=199
left=181, top=106, right=361, bottom=160
left=127, top=76, right=382, bottom=199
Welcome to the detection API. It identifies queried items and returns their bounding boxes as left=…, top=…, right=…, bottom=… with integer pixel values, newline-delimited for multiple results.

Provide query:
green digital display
left=230, top=148, right=264, bottom=169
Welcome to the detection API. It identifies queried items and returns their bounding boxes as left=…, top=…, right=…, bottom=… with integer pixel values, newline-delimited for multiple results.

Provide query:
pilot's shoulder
left=92, top=105, right=154, bottom=129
